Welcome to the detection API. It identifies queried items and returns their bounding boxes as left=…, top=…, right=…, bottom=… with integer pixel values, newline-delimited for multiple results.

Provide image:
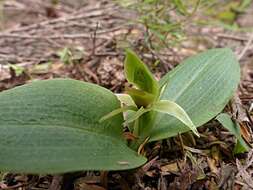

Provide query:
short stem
left=132, top=119, right=139, bottom=137
left=129, top=111, right=156, bottom=151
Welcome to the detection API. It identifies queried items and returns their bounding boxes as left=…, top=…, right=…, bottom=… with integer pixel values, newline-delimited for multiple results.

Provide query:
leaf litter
left=0, top=0, right=253, bottom=189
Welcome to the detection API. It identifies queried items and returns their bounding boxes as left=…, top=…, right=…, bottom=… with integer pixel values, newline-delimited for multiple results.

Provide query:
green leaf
left=124, top=107, right=151, bottom=125
left=234, top=141, right=248, bottom=154
left=152, top=100, right=199, bottom=136
left=238, top=0, right=252, bottom=11
left=216, top=113, right=249, bottom=154
left=150, top=48, right=240, bottom=141
left=0, top=79, right=146, bottom=174
left=126, top=87, right=156, bottom=107
left=57, top=47, right=72, bottom=65
left=116, top=93, right=137, bottom=107
left=172, top=0, right=188, bottom=15
left=124, top=49, right=159, bottom=96
left=99, top=105, right=137, bottom=122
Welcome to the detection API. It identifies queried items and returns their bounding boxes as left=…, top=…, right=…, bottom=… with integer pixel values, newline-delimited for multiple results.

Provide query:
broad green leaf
left=124, top=49, right=159, bottom=96
left=152, top=100, right=199, bottom=136
left=0, top=79, right=146, bottom=174
left=216, top=113, right=249, bottom=154
left=150, top=48, right=240, bottom=141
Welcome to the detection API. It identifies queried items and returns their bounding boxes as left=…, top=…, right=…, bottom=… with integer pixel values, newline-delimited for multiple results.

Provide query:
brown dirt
left=0, top=1, right=252, bottom=190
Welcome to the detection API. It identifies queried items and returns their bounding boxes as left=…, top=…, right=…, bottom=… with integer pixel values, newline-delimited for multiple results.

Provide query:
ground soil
left=0, top=1, right=252, bottom=190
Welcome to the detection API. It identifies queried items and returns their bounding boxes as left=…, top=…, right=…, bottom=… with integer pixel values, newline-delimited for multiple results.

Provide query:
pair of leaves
left=0, top=48, right=240, bottom=174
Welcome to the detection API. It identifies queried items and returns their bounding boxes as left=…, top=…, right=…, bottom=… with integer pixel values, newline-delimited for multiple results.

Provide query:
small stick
left=0, top=33, right=110, bottom=40
left=49, top=175, right=63, bottom=190
left=238, top=32, right=253, bottom=61
left=217, top=33, right=248, bottom=41
left=91, top=22, right=99, bottom=56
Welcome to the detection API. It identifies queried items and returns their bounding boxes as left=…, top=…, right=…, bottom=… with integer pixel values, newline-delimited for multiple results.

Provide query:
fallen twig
left=238, top=33, right=253, bottom=61
left=217, top=33, right=248, bottom=42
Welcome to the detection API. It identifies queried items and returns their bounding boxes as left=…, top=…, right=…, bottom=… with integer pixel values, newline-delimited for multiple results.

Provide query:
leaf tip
left=193, top=128, right=200, bottom=137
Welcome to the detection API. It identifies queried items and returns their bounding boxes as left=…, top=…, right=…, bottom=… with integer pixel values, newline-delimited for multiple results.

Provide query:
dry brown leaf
left=123, top=132, right=137, bottom=141
left=207, top=157, right=218, bottom=175
left=239, top=121, right=252, bottom=144
left=75, top=183, right=106, bottom=190
left=211, top=146, right=221, bottom=163
left=145, top=169, right=157, bottom=177
left=0, top=66, right=11, bottom=81
left=160, top=162, right=179, bottom=173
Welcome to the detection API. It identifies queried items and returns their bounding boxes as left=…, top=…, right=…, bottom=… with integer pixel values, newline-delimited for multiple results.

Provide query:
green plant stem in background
left=115, top=0, right=203, bottom=49
left=0, top=0, right=4, bottom=30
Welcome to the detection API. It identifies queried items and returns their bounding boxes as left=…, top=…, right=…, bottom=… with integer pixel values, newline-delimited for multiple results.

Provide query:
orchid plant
left=0, top=48, right=243, bottom=174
